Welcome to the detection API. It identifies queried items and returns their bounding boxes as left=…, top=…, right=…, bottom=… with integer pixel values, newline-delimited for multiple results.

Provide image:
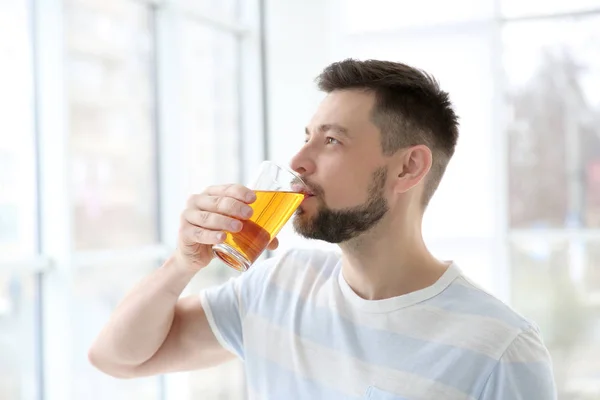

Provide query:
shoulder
left=441, top=272, right=536, bottom=333
left=502, top=324, right=551, bottom=364
left=423, top=268, right=548, bottom=361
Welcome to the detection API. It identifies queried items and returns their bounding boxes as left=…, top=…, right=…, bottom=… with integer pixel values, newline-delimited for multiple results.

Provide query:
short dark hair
left=316, top=59, right=459, bottom=206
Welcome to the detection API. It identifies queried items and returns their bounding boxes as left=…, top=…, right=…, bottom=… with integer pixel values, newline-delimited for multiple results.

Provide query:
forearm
left=88, top=255, right=197, bottom=367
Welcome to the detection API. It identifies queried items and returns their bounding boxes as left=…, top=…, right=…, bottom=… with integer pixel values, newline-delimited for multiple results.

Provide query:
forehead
left=309, top=89, right=377, bottom=129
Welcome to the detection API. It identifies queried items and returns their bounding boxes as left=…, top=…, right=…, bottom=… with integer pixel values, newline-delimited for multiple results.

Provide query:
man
left=89, top=59, right=556, bottom=399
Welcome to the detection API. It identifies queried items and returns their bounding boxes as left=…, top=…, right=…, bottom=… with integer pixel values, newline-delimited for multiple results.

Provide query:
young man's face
left=290, top=89, right=393, bottom=243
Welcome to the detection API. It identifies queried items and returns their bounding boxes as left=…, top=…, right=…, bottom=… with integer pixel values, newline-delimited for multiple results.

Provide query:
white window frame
left=0, top=0, right=266, bottom=399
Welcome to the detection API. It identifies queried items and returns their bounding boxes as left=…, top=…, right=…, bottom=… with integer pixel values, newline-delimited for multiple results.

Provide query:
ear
left=392, top=145, right=432, bottom=194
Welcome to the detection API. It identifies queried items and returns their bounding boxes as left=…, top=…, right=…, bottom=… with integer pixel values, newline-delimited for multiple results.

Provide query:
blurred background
left=1, top=0, right=599, bottom=399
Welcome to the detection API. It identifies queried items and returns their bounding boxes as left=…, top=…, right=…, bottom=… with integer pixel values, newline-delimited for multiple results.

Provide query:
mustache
left=292, top=177, right=324, bottom=197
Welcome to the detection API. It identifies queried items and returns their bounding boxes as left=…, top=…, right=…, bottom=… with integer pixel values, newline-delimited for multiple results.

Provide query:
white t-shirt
left=200, top=248, right=556, bottom=399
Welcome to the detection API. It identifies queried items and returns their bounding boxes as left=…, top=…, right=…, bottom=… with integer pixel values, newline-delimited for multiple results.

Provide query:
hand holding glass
left=212, top=161, right=307, bottom=271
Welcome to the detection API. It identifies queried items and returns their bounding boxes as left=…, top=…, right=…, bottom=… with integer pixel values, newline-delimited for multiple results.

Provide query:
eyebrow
left=305, top=124, right=350, bottom=137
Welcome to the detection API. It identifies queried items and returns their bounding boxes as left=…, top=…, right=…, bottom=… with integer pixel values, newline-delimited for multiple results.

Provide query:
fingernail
left=216, top=232, right=226, bottom=241
left=243, top=207, right=253, bottom=218
left=231, top=220, right=242, bottom=231
left=246, top=192, right=256, bottom=202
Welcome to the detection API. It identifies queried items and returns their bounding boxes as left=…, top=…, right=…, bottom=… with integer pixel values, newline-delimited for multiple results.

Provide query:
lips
left=300, top=193, right=315, bottom=206
left=291, top=182, right=314, bottom=197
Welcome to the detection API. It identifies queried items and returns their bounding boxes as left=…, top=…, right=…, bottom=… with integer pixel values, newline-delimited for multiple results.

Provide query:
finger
left=193, top=195, right=253, bottom=219
left=182, top=209, right=243, bottom=232
left=181, top=225, right=225, bottom=245
left=267, top=237, right=279, bottom=250
left=202, top=184, right=256, bottom=204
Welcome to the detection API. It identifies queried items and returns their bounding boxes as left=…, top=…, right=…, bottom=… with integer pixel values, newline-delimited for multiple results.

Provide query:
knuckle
left=198, top=210, right=210, bottom=225
left=226, top=197, right=239, bottom=212
left=215, top=196, right=227, bottom=212
left=236, top=202, right=247, bottom=216
left=193, top=228, right=204, bottom=241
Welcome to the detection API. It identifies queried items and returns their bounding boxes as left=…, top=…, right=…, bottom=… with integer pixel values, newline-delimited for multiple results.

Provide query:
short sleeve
left=199, top=254, right=282, bottom=360
left=479, top=326, right=557, bottom=400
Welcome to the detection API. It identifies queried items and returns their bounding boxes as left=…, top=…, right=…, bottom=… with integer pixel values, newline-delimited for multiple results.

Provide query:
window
left=504, top=16, right=600, bottom=230
left=0, top=1, right=37, bottom=400
left=64, top=0, right=162, bottom=398
left=179, top=22, right=241, bottom=191
left=0, top=0, right=35, bottom=257
left=66, top=0, right=159, bottom=250
left=1, top=0, right=257, bottom=397
left=504, top=12, right=600, bottom=399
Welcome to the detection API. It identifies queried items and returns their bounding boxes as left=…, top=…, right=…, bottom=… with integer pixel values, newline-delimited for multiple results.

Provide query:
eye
left=326, top=137, right=341, bottom=145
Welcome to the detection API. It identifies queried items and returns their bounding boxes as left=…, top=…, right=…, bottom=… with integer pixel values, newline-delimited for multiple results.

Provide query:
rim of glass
left=262, top=160, right=308, bottom=189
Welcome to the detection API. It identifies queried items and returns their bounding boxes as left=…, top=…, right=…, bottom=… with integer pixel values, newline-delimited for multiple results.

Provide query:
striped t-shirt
left=200, top=248, right=556, bottom=399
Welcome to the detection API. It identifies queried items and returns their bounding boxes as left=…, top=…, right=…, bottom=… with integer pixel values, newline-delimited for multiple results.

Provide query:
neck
left=338, top=213, right=449, bottom=301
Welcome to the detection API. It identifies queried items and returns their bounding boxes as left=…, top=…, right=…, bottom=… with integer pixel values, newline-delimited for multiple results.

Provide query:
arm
left=479, top=326, right=557, bottom=400
left=88, top=184, right=275, bottom=378
left=88, top=256, right=234, bottom=379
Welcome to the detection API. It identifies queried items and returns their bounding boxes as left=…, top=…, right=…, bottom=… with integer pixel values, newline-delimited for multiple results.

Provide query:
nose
left=289, top=146, right=316, bottom=177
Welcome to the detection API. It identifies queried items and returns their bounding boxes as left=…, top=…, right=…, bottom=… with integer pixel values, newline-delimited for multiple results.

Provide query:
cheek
left=316, top=152, right=381, bottom=207
left=321, top=173, right=370, bottom=208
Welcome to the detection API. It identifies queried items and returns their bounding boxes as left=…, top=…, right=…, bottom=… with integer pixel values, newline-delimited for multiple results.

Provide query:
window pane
left=504, top=16, right=600, bottom=229
left=0, top=0, right=35, bottom=257
left=179, top=22, right=244, bottom=399
left=0, top=271, right=37, bottom=400
left=180, top=23, right=240, bottom=192
left=0, top=3, right=37, bottom=398
left=72, top=262, right=160, bottom=400
left=65, top=0, right=158, bottom=250
left=510, top=238, right=600, bottom=398
left=343, top=0, right=494, bottom=32
left=502, top=0, right=600, bottom=18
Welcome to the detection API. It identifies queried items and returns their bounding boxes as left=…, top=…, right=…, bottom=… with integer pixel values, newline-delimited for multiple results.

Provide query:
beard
left=293, top=167, right=389, bottom=243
